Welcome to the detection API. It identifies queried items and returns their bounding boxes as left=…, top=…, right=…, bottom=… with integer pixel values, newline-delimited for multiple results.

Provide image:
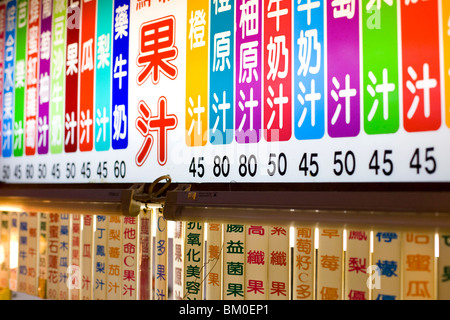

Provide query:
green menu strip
left=50, top=0, right=66, bottom=154
left=13, top=0, right=28, bottom=156
left=362, top=1, right=400, bottom=135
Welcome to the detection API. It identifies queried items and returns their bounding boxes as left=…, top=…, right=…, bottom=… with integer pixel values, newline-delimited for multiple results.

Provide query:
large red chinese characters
left=136, top=97, right=177, bottom=166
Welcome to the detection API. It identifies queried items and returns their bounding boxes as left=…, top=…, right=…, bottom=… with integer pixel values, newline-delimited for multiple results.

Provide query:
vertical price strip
left=344, top=227, right=370, bottom=300
left=79, top=0, right=96, bottom=152
left=111, top=0, right=129, bottom=150
left=294, top=0, right=325, bottom=141
left=173, top=220, right=184, bottom=300
left=138, top=210, right=151, bottom=300
left=268, top=225, right=290, bottom=300
left=46, top=213, right=59, bottom=299
left=293, top=225, right=315, bottom=300
left=37, top=213, right=48, bottom=299
left=372, top=228, right=401, bottom=300
left=245, top=225, right=268, bottom=299
left=24, top=0, right=40, bottom=156
left=155, top=208, right=168, bottom=300
left=2, top=0, right=17, bottom=158
left=26, top=212, right=39, bottom=296
left=64, top=0, right=81, bottom=153
left=121, top=216, right=138, bottom=300
left=362, top=0, right=400, bottom=135
left=206, top=223, right=222, bottom=300
left=326, top=0, right=360, bottom=138
left=107, top=215, right=122, bottom=300
left=317, top=226, right=343, bottom=300
left=94, top=0, right=113, bottom=152
left=402, top=231, right=436, bottom=300
left=401, top=0, right=441, bottom=132
left=70, top=214, right=81, bottom=300
left=13, top=0, right=27, bottom=157
left=223, top=224, right=245, bottom=300
left=263, top=0, right=292, bottom=142
left=17, top=212, right=28, bottom=293
left=184, top=221, right=204, bottom=300
left=58, top=213, right=70, bottom=300
left=209, top=0, right=234, bottom=145
left=93, top=215, right=107, bottom=300
left=50, top=0, right=66, bottom=155
left=37, top=0, right=52, bottom=155
left=0, top=3, right=6, bottom=155
left=235, top=0, right=262, bottom=144
left=186, top=0, right=209, bottom=147
left=81, top=214, right=93, bottom=300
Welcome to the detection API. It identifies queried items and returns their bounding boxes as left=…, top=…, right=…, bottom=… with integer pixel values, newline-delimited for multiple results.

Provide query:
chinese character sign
left=64, top=0, right=80, bottom=153
left=24, top=0, right=40, bottom=156
left=107, top=215, right=122, bottom=300
left=112, top=0, right=130, bottom=150
left=184, top=221, right=204, bottom=300
left=245, top=225, right=268, bottom=299
left=401, top=0, right=441, bottom=132
left=94, top=0, right=113, bottom=152
left=17, top=212, right=29, bottom=293
left=186, top=1, right=209, bottom=147
left=2, top=0, right=17, bottom=158
left=122, top=216, right=138, bottom=300
left=46, top=213, right=59, bottom=299
left=362, top=0, right=399, bottom=135
left=26, top=212, right=38, bottom=296
left=402, top=231, right=435, bottom=300
left=81, top=214, right=93, bottom=300
left=50, top=0, right=66, bottom=154
left=93, top=215, right=107, bottom=300
left=327, top=0, right=360, bottom=138
left=294, top=0, right=325, bottom=141
left=13, top=0, right=28, bottom=157
left=206, top=223, right=222, bottom=299
left=173, top=221, right=184, bottom=300
left=264, top=0, right=292, bottom=142
left=372, top=229, right=401, bottom=300
left=317, top=226, right=343, bottom=300
left=79, top=0, right=96, bottom=152
left=0, top=3, right=6, bottom=155
left=37, top=213, right=47, bottom=299
left=293, top=226, right=315, bottom=300
left=345, top=228, right=370, bottom=300
left=236, top=0, right=262, bottom=144
left=268, top=225, right=289, bottom=300
left=209, top=0, right=234, bottom=145
left=223, top=224, right=245, bottom=300
left=37, top=0, right=52, bottom=155
left=155, top=208, right=168, bottom=300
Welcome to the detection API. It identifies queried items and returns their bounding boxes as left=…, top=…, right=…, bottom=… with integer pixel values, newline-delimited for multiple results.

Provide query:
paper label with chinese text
left=402, top=230, right=435, bottom=300
left=344, top=227, right=370, bottom=300
left=268, top=225, right=290, bottom=300
left=206, top=223, right=222, bottom=300
left=245, top=225, right=268, bottom=299
left=317, top=226, right=343, bottom=300
left=372, top=228, right=401, bottom=300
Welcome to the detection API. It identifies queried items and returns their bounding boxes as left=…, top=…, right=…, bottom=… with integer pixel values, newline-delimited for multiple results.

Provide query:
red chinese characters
left=137, top=16, right=178, bottom=85
left=136, top=97, right=177, bottom=166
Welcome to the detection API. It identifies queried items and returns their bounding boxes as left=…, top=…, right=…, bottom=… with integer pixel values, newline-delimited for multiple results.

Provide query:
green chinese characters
left=362, top=0, right=400, bottom=135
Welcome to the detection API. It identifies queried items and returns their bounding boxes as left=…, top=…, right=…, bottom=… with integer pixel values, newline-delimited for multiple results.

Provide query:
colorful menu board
left=0, top=0, right=448, bottom=184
